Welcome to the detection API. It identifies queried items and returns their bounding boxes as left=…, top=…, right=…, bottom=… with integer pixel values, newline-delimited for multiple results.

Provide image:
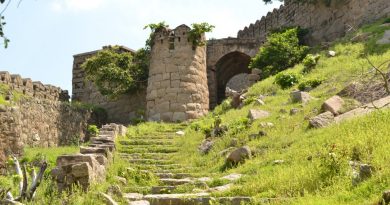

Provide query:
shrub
left=383, top=17, right=390, bottom=24
left=87, top=125, right=99, bottom=136
left=81, top=46, right=149, bottom=98
left=249, top=28, right=308, bottom=79
left=302, top=54, right=321, bottom=73
left=298, top=78, right=323, bottom=91
left=274, top=72, right=301, bottom=89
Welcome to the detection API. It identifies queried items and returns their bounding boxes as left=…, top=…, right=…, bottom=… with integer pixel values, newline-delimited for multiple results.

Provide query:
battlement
left=237, top=0, right=390, bottom=44
left=0, top=71, right=69, bottom=102
left=153, top=24, right=205, bottom=51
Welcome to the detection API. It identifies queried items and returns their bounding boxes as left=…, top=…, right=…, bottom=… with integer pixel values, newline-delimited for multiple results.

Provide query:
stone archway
left=215, top=51, right=251, bottom=104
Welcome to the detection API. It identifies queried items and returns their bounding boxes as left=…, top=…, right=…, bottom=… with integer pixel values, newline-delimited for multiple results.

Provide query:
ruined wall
left=72, top=46, right=146, bottom=124
left=0, top=72, right=92, bottom=170
left=146, top=25, right=209, bottom=122
left=237, top=0, right=390, bottom=44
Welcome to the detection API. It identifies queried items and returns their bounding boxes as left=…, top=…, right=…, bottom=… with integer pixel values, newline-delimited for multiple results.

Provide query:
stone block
left=172, top=112, right=186, bottom=122
left=322, top=95, right=344, bottom=115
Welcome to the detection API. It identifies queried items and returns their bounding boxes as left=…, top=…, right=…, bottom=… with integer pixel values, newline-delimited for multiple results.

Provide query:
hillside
left=1, top=19, right=389, bottom=205
left=120, top=19, right=390, bottom=204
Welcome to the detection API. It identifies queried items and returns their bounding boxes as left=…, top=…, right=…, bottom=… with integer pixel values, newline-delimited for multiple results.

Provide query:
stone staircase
left=118, top=126, right=251, bottom=205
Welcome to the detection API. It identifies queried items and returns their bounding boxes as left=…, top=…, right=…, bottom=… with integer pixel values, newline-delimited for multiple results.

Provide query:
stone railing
left=51, top=123, right=127, bottom=191
left=0, top=71, right=69, bottom=102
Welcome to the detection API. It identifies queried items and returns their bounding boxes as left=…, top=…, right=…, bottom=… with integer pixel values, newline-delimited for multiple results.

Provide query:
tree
left=81, top=46, right=149, bottom=98
left=249, top=28, right=308, bottom=79
left=0, top=0, right=10, bottom=48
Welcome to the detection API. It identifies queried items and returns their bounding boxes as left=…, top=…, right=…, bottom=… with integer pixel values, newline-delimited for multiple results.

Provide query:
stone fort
left=72, top=0, right=390, bottom=123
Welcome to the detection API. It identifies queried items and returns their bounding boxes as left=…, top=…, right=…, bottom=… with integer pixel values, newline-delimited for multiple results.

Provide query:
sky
left=0, top=0, right=282, bottom=93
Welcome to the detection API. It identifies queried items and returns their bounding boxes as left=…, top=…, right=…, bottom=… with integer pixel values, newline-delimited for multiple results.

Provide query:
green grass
left=3, top=19, right=389, bottom=205
left=23, top=146, right=79, bottom=167
left=125, top=19, right=390, bottom=204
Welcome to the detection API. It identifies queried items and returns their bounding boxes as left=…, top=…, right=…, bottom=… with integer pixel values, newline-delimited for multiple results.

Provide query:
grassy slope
left=2, top=20, right=388, bottom=205
left=136, top=20, right=390, bottom=204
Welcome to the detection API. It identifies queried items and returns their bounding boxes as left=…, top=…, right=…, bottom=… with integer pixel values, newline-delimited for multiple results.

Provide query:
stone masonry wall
left=237, top=0, right=390, bottom=44
left=0, top=72, right=92, bottom=171
left=146, top=25, right=209, bottom=122
left=72, top=46, right=146, bottom=124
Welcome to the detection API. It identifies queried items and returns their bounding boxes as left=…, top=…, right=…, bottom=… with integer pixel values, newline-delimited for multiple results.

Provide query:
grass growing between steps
left=124, top=20, right=390, bottom=204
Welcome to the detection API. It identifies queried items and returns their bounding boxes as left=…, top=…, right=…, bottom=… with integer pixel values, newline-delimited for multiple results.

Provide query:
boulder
left=328, top=50, right=336, bottom=57
left=290, top=91, right=312, bottom=104
left=248, top=109, right=270, bottom=121
left=382, top=190, right=390, bottom=205
left=255, top=99, right=265, bottom=106
left=377, top=30, right=390, bottom=45
left=309, top=111, right=335, bottom=128
left=322, top=95, right=344, bottom=115
left=349, top=161, right=374, bottom=186
left=259, top=122, right=274, bottom=128
left=199, top=140, right=214, bottom=154
left=290, top=108, right=299, bottom=115
left=251, top=68, right=262, bottom=75
left=226, top=146, right=251, bottom=165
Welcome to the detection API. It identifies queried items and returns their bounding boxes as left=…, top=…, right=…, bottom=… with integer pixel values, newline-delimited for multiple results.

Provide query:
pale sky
left=0, top=0, right=282, bottom=92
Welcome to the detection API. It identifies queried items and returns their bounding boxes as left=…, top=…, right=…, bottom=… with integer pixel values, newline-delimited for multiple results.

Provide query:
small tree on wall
left=81, top=46, right=149, bottom=99
left=249, top=28, right=308, bottom=79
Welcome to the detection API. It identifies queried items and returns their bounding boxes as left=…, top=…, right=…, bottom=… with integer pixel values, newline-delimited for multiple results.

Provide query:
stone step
left=119, top=140, right=174, bottom=146
left=99, top=130, right=115, bottom=136
left=140, top=168, right=190, bottom=173
left=143, top=193, right=211, bottom=205
left=129, top=159, right=175, bottom=165
left=155, top=173, right=193, bottom=179
left=133, top=164, right=185, bottom=171
left=159, top=178, right=193, bottom=186
left=118, top=153, right=174, bottom=160
left=129, top=135, right=176, bottom=140
left=120, top=144, right=179, bottom=149
left=125, top=192, right=253, bottom=205
left=119, top=147, right=179, bottom=154
left=91, top=136, right=114, bottom=144
left=151, top=186, right=177, bottom=194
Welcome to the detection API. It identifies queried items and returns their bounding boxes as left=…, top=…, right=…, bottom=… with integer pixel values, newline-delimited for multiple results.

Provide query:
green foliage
left=144, top=21, right=169, bottom=49
left=302, top=54, right=321, bottom=73
left=81, top=46, right=148, bottom=98
left=384, top=18, right=390, bottom=24
left=87, top=125, right=99, bottom=136
left=213, top=99, right=232, bottom=115
left=274, top=72, right=301, bottom=89
left=298, top=78, right=323, bottom=91
left=249, top=28, right=308, bottom=79
left=0, top=0, right=10, bottom=48
left=188, top=22, right=215, bottom=47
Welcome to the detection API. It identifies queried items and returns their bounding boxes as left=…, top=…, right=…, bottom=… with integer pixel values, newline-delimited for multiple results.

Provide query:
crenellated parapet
left=237, top=0, right=390, bottom=44
left=0, top=71, right=70, bottom=102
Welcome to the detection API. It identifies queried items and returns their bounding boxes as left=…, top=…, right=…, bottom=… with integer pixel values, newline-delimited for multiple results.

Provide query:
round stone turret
left=146, top=24, right=209, bottom=122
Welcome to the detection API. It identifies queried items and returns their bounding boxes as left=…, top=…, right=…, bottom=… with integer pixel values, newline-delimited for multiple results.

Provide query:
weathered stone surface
left=309, top=111, right=335, bottom=128
left=199, top=140, right=214, bottom=154
left=226, top=146, right=251, bottom=165
left=328, top=50, right=336, bottom=57
left=124, top=193, right=144, bottom=201
left=146, top=25, right=209, bottom=122
left=129, top=200, right=150, bottom=205
left=221, top=173, right=242, bottom=181
left=322, top=95, right=344, bottom=115
left=382, top=190, right=390, bottom=205
left=291, top=91, right=312, bottom=104
left=377, top=30, right=390, bottom=45
left=335, top=96, right=390, bottom=123
left=248, top=109, right=270, bottom=121
left=52, top=124, right=123, bottom=192
left=100, top=192, right=118, bottom=205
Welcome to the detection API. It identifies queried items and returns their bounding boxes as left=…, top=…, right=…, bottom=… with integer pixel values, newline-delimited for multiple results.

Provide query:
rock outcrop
left=52, top=124, right=127, bottom=191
